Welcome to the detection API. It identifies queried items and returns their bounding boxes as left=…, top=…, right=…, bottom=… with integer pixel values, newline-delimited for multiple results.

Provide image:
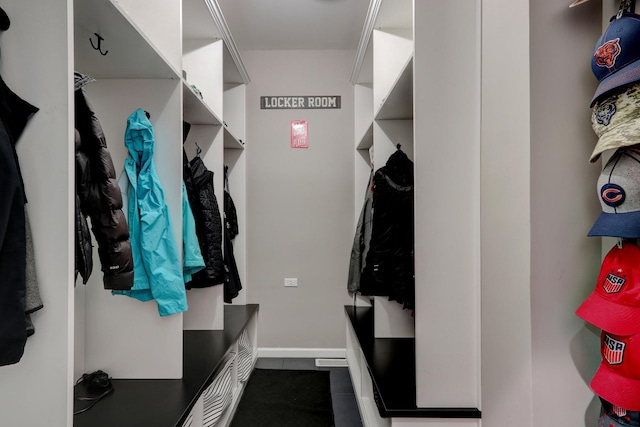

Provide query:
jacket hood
left=0, top=75, right=38, bottom=145
left=384, top=148, right=414, bottom=187
left=125, top=108, right=154, bottom=167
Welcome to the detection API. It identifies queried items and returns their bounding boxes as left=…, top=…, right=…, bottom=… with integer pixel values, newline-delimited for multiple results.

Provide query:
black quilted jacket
left=74, top=72, right=133, bottom=290
left=360, top=148, right=415, bottom=310
left=184, top=155, right=226, bottom=288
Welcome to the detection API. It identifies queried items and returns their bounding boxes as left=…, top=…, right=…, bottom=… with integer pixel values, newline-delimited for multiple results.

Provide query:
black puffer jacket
left=360, top=148, right=415, bottom=310
left=74, top=72, right=133, bottom=290
left=184, top=155, right=226, bottom=288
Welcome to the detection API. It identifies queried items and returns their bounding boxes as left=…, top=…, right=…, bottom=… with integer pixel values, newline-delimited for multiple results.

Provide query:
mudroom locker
left=0, top=0, right=623, bottom=426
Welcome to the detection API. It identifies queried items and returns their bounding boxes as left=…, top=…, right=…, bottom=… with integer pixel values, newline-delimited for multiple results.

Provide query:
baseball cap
left=591, top=330, right=640, bottom=411
left=576, top=242, right=640, bottom=335
left=588, top=147, right=640, bottom=238
left=591, top=13, right=640, bottom=107
left=590, top=82, right=640, bottom=163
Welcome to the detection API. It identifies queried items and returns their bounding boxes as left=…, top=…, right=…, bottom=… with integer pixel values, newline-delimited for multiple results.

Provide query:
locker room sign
left=260, top=96, right=341, bottom=109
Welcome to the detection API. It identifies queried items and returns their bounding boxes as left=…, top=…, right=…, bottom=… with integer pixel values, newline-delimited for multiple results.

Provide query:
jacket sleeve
left=139, top=165, right=188, bottom=316
left=182, top=181, right=205, bottom=283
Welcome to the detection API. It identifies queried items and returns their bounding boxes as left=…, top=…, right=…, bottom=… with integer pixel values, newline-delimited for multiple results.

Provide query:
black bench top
left=74, top=304, right=259, bottom=427
left=345, top=305, right=481, bottom=418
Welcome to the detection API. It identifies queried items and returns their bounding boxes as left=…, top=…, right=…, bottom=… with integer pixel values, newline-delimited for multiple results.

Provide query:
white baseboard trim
left=256, top=347, right=346, bottom=359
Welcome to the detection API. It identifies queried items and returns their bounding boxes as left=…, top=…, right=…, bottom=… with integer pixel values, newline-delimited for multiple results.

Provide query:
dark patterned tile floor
left=252, top=357, right=363, bottom=427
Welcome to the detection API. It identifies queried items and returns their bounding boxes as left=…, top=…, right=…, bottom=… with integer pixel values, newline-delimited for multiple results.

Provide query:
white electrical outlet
left=284, top=278, right=298, bottom=287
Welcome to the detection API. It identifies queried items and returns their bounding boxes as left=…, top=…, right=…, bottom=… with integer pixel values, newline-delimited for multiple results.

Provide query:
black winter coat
left=74, top=73, right=133, bottom=290
left=360, top=149, right=415, bottom=310
left=184, top=155, right=226, bottom=288
left=223, top=167, right=241, bottom=303
left=0, top=74, right=38, bottom=366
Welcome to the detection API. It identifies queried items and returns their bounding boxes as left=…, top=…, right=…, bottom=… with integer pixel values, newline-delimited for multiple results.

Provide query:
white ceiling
left=217, top=0, right=371, bottom=51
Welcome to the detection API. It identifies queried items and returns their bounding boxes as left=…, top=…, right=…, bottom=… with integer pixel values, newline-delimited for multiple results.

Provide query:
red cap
left=576, top=242, right=640, bottom=335
left=591, top=330, right=640, bottom=410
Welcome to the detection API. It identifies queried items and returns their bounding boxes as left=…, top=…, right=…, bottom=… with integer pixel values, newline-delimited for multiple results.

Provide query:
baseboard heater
left=314, top=358, right=348, bottom=367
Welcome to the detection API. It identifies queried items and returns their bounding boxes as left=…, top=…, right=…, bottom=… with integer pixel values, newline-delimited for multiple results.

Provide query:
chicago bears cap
left=591, top=330, right=640, bottom=411
left=590, top=82, right=640, bottom=163
left=576, top=242, right=640, bottom=335
left=588, top=147, right=640, bottom=238
left=591, top=13, right=640, bottom=107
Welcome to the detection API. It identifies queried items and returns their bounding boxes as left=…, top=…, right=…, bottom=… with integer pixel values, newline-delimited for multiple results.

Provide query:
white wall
left=530, top=1, right=604, bottom=426
left=244, top=50, right=355, bottom=350
left=482, top=0, right=604, bottom=426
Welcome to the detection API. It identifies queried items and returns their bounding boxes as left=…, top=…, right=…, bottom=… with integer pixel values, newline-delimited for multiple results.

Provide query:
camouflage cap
left=591, top=83, right=640, bottom=163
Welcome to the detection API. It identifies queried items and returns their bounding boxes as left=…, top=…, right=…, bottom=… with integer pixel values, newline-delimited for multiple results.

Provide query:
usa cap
left=591, top=13, right=640, bottom=107
left=590, top=83, right=640, bottom=163
left=588, top=147, right=640, bottom=238
left=576, top=242, right=640, bottom=335
left=591, top=330, right=640, bottom=411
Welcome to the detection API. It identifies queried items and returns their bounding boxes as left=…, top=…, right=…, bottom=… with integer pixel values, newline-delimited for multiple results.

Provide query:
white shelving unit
left=358, top=0, right=416, bottom=340
left=0, top=0, right=249, bottom=425
left=181, top=0, right=248, bottom=329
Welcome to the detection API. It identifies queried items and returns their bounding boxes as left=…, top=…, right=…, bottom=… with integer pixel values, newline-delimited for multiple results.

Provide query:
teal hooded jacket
left=114, top=109, right=189, bottom=316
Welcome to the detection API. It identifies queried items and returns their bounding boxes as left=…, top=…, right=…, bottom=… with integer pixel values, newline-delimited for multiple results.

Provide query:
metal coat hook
left=195, top=142, right=202, bottom=157
left=89, top=33, right=108, bottom=56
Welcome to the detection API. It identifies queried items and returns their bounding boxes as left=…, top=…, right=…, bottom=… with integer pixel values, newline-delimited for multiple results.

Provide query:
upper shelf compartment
left=375, top=56, right=413, bottom=120
left=182, top=0, right=222, bottom=40
left=182, top=0, right=248, bottom=140
left=182, top=0, right=250, bottom=85
left=74, top=0, right=179, bottom=79
left=375, top=0, right=413, bottom=30
left=372, top=28, right=413, bottom=121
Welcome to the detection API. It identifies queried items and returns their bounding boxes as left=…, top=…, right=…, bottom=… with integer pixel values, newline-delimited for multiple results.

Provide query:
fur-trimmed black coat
left=360, top=148, right=415, bottom=310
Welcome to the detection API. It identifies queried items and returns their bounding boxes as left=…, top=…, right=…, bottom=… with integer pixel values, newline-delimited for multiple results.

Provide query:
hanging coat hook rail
left=89, top=33, right=108, bottom=56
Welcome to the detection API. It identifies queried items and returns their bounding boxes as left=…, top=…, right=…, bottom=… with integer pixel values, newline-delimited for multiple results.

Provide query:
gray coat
left=348, top=169, right=374, bottom=293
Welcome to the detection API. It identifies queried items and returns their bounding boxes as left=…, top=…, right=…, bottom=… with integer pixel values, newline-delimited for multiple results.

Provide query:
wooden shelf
left=74, top=0, right=178, bottom=79
left=183, top=80, right=222, bottom=125
left=224, top=126, right=245, bottom=149
left=356, top=122, right=374, bottom=150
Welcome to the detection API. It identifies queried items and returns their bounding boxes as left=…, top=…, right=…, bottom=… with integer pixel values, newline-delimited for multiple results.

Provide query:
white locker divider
left=0, top=0, right=249, bottom=425
left=348, top=0, right=481, bottom=424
